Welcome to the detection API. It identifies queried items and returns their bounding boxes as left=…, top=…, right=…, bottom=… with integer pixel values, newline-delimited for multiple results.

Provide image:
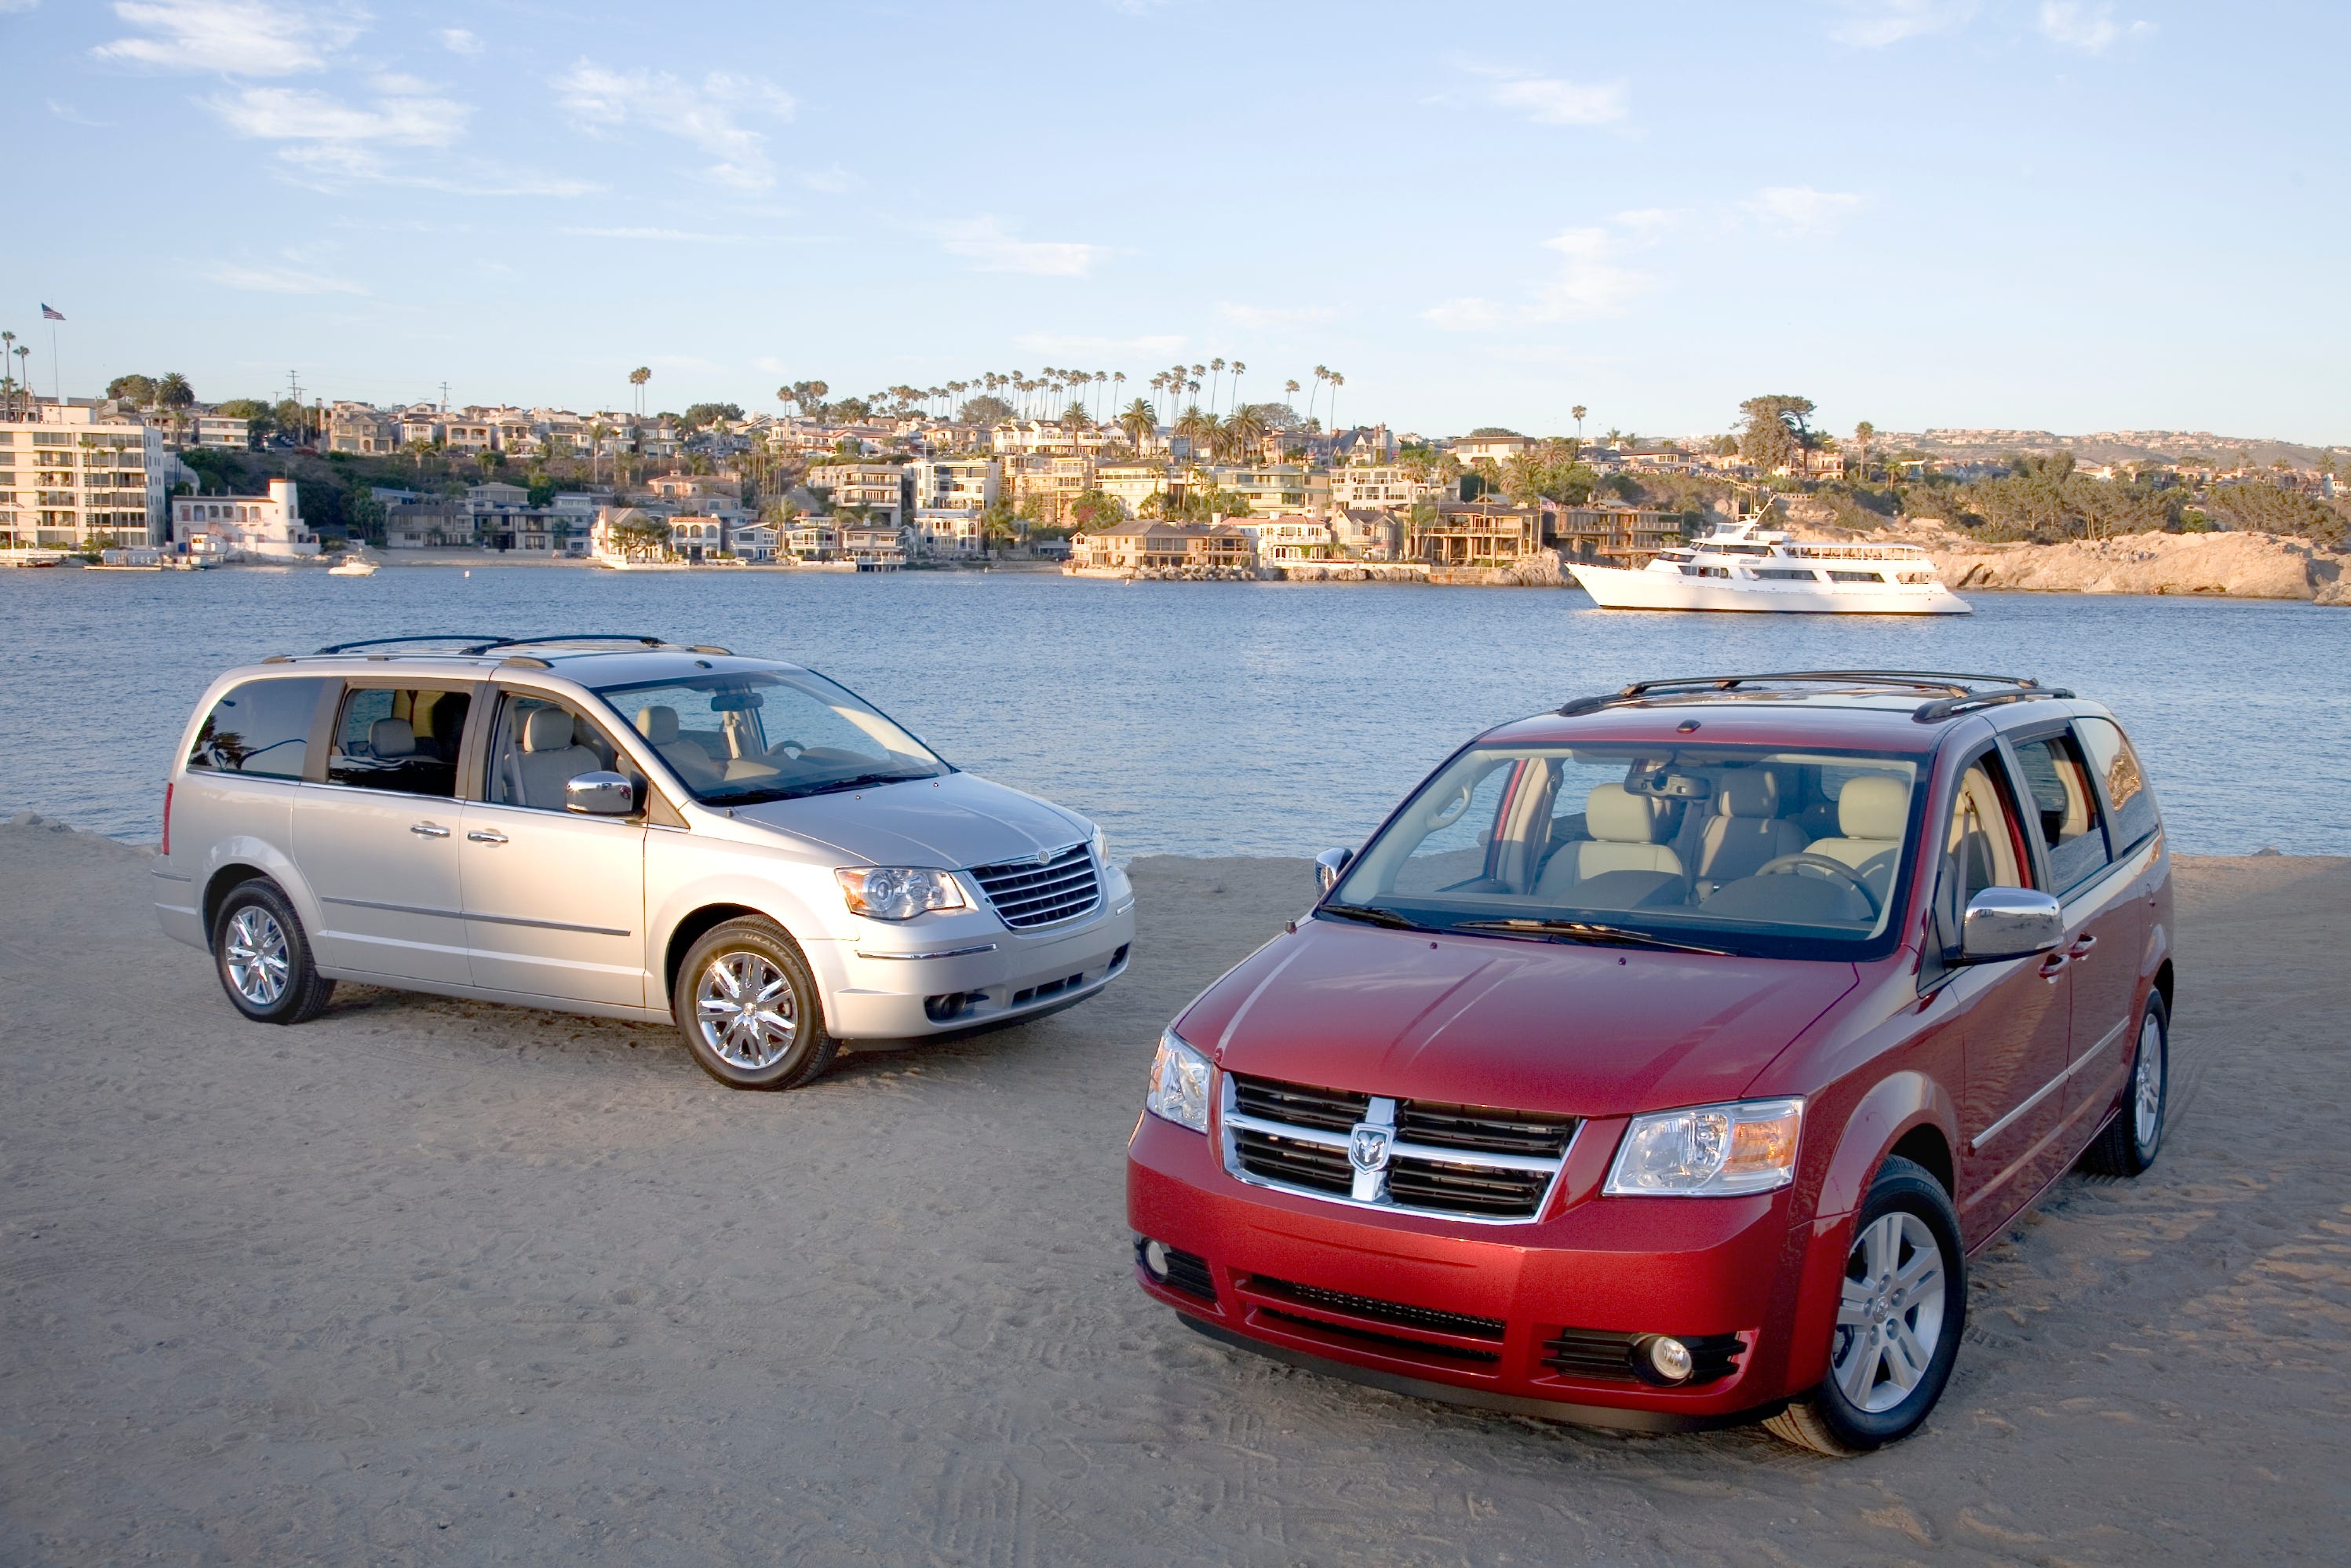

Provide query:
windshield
left=593, top=666, right=950, bottom=805
left=1329, top=742, right=1924, bottom=958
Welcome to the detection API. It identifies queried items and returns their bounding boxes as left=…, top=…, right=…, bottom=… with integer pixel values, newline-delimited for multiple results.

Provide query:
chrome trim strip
left=854, top=943, right=1000, bottom=961
left=1216, top=1075, right=1578, bottom=1227
left=1971, top=1016, right=2131, bottom=1150
left=150, top=869, right=192, bottom=883
left=320, top=895, right=629, bottom=938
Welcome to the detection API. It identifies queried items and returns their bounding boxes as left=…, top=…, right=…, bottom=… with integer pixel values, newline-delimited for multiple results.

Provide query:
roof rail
left=1556, top=669, right=2064, bottom=720
left=312, top=633, right=504, bottom=655
left=457, top=633, right=677, bottom=655
left=308, top=633, right=734, bottom=658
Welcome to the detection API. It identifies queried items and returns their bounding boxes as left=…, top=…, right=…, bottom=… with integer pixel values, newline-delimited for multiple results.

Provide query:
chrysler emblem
left=1347, top=1123, right=1393, bottom=1173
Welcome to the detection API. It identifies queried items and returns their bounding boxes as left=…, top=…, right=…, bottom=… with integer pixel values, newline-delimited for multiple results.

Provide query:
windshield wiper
left=722, top=771, right=924, bottom=805
left=1452, top=918, right=1735, bottom=956
left=1318, top=903, right=1429, bottom=932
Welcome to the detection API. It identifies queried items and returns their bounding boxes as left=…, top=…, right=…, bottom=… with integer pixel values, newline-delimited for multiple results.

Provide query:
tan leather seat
left=516, top=706, right=602, bottom=809
left=1538, top=784, right=1682, bottom=896
left=1697, top=771, right=1808, bottom=890
left=1806, top=775, right=1910, bottom=897
left=634, top=705, right=720, bottom=788
left=368, top=717, right=415, bottom=757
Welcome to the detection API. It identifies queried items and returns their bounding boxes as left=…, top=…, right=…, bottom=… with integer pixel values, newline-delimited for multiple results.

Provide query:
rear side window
left=2010, top=731, right=2109, bottom=892
left=326, top=685, right=472, bottom=797
left=187, top=678, right=326, bottom=779
left=2076, top=717, right=2159, bottom=851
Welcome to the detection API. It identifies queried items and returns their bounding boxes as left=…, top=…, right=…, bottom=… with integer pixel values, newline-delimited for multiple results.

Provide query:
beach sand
left=2, top=820, right=2346, bottom=1564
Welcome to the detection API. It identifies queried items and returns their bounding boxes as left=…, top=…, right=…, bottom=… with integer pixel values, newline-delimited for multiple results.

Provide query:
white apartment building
left=912, top=507, right=984, bottom=558
left=1453, top=433, right=1534, bottom=465
left=910, top=456, right=1000, bottom=512
left=171, top=478, right=318, bottom=560
left=1237, top=513, right=1333, bottom=563
left=0, top=402, right=166, bottom=550
left=1328, top=466, right=1429, bottom=510
left=1095, top=461, right=1170, bottom=515
left=804, top=461, right=911, bottom=529
left=189, top=414, right=251, bottom=450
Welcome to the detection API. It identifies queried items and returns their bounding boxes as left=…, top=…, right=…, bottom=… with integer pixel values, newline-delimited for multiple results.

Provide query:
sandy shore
left=2, top=820, right=2346, bottom=1564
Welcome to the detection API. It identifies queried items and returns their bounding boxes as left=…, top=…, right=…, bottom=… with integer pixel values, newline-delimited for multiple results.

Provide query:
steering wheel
left=1754, top=852, right=1879, bottom=914
left=767, top=738, right=806, bottom=761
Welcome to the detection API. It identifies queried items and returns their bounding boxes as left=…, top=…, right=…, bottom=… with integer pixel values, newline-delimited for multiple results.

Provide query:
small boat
left=328, top=555, right=378, bottom=577
left=1570, top=518, right=1970, bottom=615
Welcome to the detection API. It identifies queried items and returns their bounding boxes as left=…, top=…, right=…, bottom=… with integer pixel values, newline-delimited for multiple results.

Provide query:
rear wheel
left=211, top=878, right=335, bottom=1025
left=1766, top=1155, right=1965, bottom=1456
left=2083, top=993, right=2167, bottom=1176
left=672, top=917, right=838, bottom=1090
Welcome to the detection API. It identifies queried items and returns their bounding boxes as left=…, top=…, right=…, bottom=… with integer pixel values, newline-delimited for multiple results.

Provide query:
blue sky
left=3, top=0, right=2343, bottom=443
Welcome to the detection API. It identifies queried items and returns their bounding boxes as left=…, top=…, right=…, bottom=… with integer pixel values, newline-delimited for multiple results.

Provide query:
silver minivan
left=152, top=634, right=1136, bottom=1088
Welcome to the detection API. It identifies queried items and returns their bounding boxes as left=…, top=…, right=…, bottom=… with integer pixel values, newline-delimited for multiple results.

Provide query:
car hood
left=726, top=770, right=1088, bottom=870
left=1177, top=918, right=1858, bottom=1117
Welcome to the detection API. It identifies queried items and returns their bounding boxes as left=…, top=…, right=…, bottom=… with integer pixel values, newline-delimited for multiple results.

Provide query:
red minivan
left=1128, top=671, right=2172, bottom=1454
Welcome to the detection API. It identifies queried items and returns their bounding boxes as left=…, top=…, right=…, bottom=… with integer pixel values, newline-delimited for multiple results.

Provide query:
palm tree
left=1284, top=377, right=1300, bottom=409
left=1307, top=365, right=1329, bottom=425
left=1226, top=402, right=1267, bottom=463
left=1118, top=398, right=1157, bottom=450
left=1325, top=371, right=1344, bottom=436
left=629, top=366, right=651, bottom=418
left=1571, top=404, right=1587, bottom=444
left=1174, top=403, right=1215, bottom=459
left=1229, top=360, right=1246, bottom=414
left=1853, top=421, right=1876, bottom=477
left=588, top=421, right=611, bottom=483
left=1208, top=358, right=1227, bottom=415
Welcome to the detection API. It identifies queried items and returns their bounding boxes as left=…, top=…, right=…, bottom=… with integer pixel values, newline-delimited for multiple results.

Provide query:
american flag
left=42, top=304, right=64, bottom=321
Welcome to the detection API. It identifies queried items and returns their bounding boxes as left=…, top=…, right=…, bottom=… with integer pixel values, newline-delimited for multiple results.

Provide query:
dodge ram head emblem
left=1347, top=1123, right=1393, bottom=1172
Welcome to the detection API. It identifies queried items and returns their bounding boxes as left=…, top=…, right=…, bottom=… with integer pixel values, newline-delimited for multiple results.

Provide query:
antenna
left=440, top=381, right=450, bottom=413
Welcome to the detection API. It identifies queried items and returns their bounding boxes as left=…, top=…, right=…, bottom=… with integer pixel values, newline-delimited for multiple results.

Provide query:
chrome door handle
left=2067, top=934, right=2097, bottom=960
left=466, top=830, right=508, bottom=844
left=410, top=822, right=451, bottom=838
left=2039, top=951, right=2070, bottom=980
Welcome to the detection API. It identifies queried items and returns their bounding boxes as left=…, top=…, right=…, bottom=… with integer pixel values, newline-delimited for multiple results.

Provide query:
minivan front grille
left=1221, top=1073, right=1577, bottom=1224
left=970, top=844, right=1101, bottom=929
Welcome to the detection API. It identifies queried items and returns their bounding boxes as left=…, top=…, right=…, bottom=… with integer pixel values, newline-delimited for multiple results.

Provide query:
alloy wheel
left=2134, top=1011, right=2166, bottom=1147
left=1832, top=1211, right=1948, bottom=1414
left=224, top=906, right=290, bottom=1007
left=694, top=950, right=798, bottom=1070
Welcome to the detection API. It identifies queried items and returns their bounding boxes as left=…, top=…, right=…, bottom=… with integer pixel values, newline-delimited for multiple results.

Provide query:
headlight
left=1603, top=1098, right=1803, bottom=1197
left=835, top=866, right=966, bottom=921
left=1090, top=823, right=1110, bottom=866
left=1145, top=1029, right=1212, bottom=1132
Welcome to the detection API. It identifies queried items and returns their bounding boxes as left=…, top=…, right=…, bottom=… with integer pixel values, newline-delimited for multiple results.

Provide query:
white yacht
left=1570, top=519, right=1970, bottom=615
left=327, top=554, right=379, bottom=577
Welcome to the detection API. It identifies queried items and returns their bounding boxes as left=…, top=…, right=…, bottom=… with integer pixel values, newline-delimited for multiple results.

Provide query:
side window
left=485, top=692, right=626, bottom=812
left=326, top=685, right=470, bottom=797
left=2009, top=732, right=2110, bottom=893
left=1390, top=758, right=1516, bottom=896
left=2076, top=717, right=2159, bottom=851
left=186, top=677, right=326, bottom=779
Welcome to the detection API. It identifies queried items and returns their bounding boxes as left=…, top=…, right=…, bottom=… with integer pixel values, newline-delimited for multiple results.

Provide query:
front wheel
left=2083, top=993, right=2167, bottom=1176
left=211, top=878, right=335, bottom=1025
left=1766, top=1155, right=1966, bottom=1456
left=672, top=917, right=838, bottom=1090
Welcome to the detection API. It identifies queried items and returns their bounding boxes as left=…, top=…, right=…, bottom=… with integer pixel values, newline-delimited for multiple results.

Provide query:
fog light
left=1641, top=1334, right=1694, bottom=1384
left=1140, top=1238, right=1169, bottom=1280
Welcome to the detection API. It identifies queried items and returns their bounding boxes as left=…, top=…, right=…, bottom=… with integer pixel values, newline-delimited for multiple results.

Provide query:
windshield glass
left=1329, top=742, right=1923, bottom=957
left=592, top=666, right=950, bottom=805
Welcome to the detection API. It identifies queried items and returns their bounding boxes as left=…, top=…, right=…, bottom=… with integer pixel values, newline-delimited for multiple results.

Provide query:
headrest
left=1718, top=771, right=1777, bottom=818
left=635, top=706, right=680, bottom=746
left=368, top=717, right=415, bottom=758
left=1839, top=775, right=1910, bottom=840
left=1586, top=783, right=1657, bottom=844
left=523, top=706, right=574, bottom=753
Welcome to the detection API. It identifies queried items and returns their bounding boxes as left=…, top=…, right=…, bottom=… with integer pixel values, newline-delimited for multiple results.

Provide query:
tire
left=672, top=917, right=838, bottom=1090
left=211, top=878, right=335, bottom=1025
left=1765, top=1155, right=1966, bottom=1457
left=2083, top=992, right=2167, bottom=1176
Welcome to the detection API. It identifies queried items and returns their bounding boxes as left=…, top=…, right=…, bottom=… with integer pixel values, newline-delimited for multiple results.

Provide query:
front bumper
left=821, top=892, right=1136, bottom=1039
left=1126, top=1112, right=1811, bottom=1429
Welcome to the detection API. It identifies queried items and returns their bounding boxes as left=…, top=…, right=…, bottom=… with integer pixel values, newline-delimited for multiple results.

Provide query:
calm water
left=2, top=566, right=2345, bottom=856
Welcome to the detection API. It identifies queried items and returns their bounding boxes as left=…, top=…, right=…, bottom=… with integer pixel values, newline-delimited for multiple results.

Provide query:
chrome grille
left=1222, top=1072, right=1577, bottom=1224
left=969, top=844, right=1100, bottom=929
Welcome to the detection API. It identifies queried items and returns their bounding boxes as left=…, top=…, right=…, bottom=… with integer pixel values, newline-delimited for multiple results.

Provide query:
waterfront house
left=170, top=478, right=318, bottom=560
left=1453, top=432, right=1535, bottom=466
left=1546, top=501, right=1689, bottom=567
left=804, top=460, right=913, bottom=530
left=1331, top=508, right=1401, bottom=560
left=1328, top=465, right=1427, bottom=511
left=1407, top=500, right=1544, bottom=567
left=1067, top=519, right=1252, bottom=572
left=1237, top=513, right=1334, bottom=563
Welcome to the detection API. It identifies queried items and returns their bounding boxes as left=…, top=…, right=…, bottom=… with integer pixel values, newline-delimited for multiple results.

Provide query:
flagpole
left=49, top=320, right=59, bottom=403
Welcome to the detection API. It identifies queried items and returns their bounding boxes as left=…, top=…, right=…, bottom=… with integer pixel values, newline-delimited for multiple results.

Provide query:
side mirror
left=1314, top=846, right=1354, bottom=894
left=1958, top=887, right=2063, bottom=963
left=565, top=771, right=637, bottom=816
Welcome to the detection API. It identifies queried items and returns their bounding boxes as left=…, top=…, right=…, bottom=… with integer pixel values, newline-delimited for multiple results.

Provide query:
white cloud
left=1528, top=227, right=1649, bottom=320
left=438, top=27, right=479, bottom=55
left=206, top=262, right=367, bottom=294
left=562, top=226, right=754, bottom=242
left=1012, top=333, right=1186, bottom=356
left=1217, top=302, right=1336, bottom=329
left=2038, top=2, right=2147, bottom=50
left=1827, top=0, right=1977, bottom=46
left=1422, top=297, right=1504, bottom=331
left=553, top=61, right=795, bottom=190
left=1742, top=184, right=1864, bottom=235
left=1485, top=75, right=1629, bottom=126
left=940, top=217, right=1106, bottom=278
left=752, top=356, right=787, bottom=375
left=94, top=0, right=363, bottom=75
left=799, top=164, right=857, bottom=192
left=208, top=83, right=466, bottom=146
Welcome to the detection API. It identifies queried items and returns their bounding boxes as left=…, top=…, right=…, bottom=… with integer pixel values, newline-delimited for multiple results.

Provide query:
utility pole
left=439, top=381, right=450, bottom=414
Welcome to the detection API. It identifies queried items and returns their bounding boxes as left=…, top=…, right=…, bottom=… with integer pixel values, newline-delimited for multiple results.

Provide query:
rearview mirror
left=565, top=771, right=637, bottom=816
left=1315, top=847, right=1354, bottom=893
left=1958, top=888, right=2063, bottom=963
